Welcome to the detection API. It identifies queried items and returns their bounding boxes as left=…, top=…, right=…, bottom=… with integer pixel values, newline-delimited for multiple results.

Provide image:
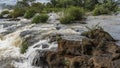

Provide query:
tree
left=16, top=1, right=29, bottom=8
left=50, top=0, right=58, bottom=7
left=84, top=0, right=99, bottom=10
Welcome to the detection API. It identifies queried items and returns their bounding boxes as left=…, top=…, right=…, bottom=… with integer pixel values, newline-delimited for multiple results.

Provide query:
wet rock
left=48, top=34, right=62, bottom=43
left=42, top=44, right=49, bottom=49
left=81, top=29, right=115, bottom=41
left=112, top=53, right=120, bottom=61
left=55, top=26, right=61, bottom=30
left=20, top=30, right=32, bottom=37
left=113, top=59, right=120, bottom=68
left=90, top=56, right=113, bottom=68
left=82, top=38, right=94, bottom=55
left=32, top=50, right=49, bottom=68
left=58, top=39, right=82, bottom=56
left=6, top=18, right=20, bottom=21
left=64, top=55, right=92, bottom=68
left=45, top=51, right=65, bottom=68
left=32, top=28, right=120, bottom=68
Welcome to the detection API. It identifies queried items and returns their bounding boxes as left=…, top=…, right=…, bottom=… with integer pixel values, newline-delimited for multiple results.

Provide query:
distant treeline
left=0, top=0, right=120, bottom=24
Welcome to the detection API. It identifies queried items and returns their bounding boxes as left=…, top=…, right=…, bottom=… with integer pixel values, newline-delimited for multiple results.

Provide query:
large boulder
left=58, top=39, right=82, bottom=56
left=81, top=29, right=115, bottom=41
left=90, top=56, right=113, bottom=68
left=32, top=28, right=120, bottom=68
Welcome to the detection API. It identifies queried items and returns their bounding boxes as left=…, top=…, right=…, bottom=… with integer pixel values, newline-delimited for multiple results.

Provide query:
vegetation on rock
left=41, top=27, right=120, bottom=68
left=10, top=8, right=26, bottom=18
left=0, top=10, right=10, bottom=18
left=60, top=7, right=84, bottom=24
left=81, top=25, right=115, bottom=41
left=32, top=14, right=49, bottom=24
left=20, top=39, right=29, bottom=54
left=24, top=9, right=36, bottom=19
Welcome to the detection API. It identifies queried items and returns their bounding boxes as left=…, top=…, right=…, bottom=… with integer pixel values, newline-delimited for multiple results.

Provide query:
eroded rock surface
left=34, top=28, right=120, bottom=68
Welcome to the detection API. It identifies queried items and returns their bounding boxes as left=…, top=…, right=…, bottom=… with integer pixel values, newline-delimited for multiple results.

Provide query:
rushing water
left=0, top=13, right=120, bottom=68
left=0, top=13, right=60, bottom=68
left=13, top=39, right=58, bottom=68
left=0, top=23, right=57, bottom=68
left=0, top=23, right=36, bottom=68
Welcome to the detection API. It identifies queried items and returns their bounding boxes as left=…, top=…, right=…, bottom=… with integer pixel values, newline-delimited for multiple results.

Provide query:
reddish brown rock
left=34, top=29, right=120, bottom=68
left=81, top=29, right=115, bottom=41
left=45, top=51, right=65, bottom=68
left=58, top=39, right=82, bottom=56
left=64, top=55, right=92, bottom=68
left=90, top=56, right=113, bottom=68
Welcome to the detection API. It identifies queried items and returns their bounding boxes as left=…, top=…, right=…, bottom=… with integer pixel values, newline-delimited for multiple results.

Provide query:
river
left=0, top=12, right=120, bottom=68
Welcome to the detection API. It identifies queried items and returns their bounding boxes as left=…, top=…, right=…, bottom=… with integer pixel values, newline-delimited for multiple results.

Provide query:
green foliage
left=84, top=0, right=98, bottom=11
left=49, top=0, right=119, bottom=12
left=39, top=14, right=49, bottom=23
left=44, top=8, right=63, bottom=13
left=93, top=4, right=111, bottom=16
left=32, top=14, right=49, bottom=24
left=10, top=8, right=26, bottom=18
left=67, top=7, right=84, bottom=20
left=32, top=15, right=41, bottom=24
left=0, top=10, right=9, bottom=18
left=60, top=15, right=75, bottom=24
left=102, top=1, right=119, bottom=12
left=30, top=2, right=45, bottom=13
left=93, top=0, right=119, bottom=16
left=20, top=40, right=29, bottom=54
left=0, top=14, right=3, bottom=18
left=1, top=10, right=9, bottom=15
left=16, top=1, right=29, bottom=8
left=60, top=7, right=84, bottom=24
left=24, top=9, right=36, bottom=19
left=50, top=0, right=83, bottom=8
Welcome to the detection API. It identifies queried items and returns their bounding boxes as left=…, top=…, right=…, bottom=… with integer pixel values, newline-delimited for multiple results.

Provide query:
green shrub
left=103, top=1, right=119, bottom=12
left=66, top=7, right=84, bottom=20
left=30, top=2, right=45, bottom=13
left=10, top=8, right=26, bottom=18
left=20, top=40, right=29, bottom=54
left=0, top=14, right=3, bottom=18
left=44, top=8, right=63, bottom=13
left=93, top=5, right=111, bottom=16
left=60, top=15, right=75, bottom=24
left=39, top=14, right=49, bottom=22
left=0, top=10, right=9, bottom=18
left=1, top=10, right=9, bottom=15
left=60, top=7, right=84, bottom=24
left=24, top=9, right=36, bottom=19
left=93, top=1, right=119, bottom=16
left=32, top=14, right=49, bottom=24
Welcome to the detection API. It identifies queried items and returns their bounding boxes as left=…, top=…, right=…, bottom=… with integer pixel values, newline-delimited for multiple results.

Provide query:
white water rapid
left=0, top=23, right=44, bottom=68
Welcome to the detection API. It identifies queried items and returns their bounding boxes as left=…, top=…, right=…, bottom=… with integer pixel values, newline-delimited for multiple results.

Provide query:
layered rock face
left=34, top=28, right=120, bottom=68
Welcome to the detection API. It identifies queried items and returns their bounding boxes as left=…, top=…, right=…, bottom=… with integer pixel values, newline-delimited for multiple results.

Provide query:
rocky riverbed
left=0, top=13, right=120, bottom=68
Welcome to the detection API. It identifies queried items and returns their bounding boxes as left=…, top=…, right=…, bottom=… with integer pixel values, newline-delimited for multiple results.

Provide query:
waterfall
left=13, top=40, right=58, bottom=68
left=0, top=31, right=23, bottom=68
left=0, top=24, right=38, bottom=68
